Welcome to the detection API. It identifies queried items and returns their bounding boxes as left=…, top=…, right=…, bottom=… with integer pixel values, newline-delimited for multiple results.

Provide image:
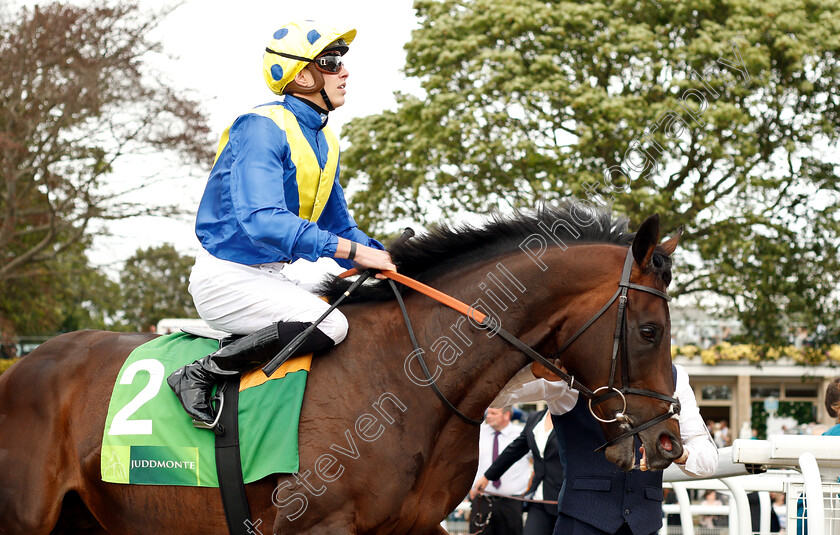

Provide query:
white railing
left=662, top=436, right=840, bottom=535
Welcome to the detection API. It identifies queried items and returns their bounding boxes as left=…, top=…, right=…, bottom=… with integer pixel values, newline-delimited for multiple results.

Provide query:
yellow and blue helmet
left=262, top=21, right=356, bottom=96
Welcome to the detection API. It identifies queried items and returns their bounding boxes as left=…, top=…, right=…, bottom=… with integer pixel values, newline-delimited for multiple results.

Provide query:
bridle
left=386, top=246, right=680, bottom=450
left=530, top=247, right=681, bottom=451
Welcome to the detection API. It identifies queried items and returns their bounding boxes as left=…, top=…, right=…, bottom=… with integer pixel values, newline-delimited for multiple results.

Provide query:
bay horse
left=0, top=202, right=683, bottom=534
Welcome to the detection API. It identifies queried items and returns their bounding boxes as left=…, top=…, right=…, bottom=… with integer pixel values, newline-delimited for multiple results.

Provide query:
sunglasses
left=311, top=53, right=344, bottom=74
left=265, top=48, right=344, bottom=74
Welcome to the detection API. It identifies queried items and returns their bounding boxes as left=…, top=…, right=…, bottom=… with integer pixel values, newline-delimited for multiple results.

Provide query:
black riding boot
left=167, top=321, right=334, bottom=426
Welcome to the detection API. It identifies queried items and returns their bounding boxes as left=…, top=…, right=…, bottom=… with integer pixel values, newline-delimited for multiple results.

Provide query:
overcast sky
left=152, top=0, right=420, bottom=134
left=19, top=0, right=421, bottom=276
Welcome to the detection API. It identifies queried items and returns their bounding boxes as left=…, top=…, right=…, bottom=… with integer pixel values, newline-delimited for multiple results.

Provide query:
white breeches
left=188, top=249, right=348, bottom=344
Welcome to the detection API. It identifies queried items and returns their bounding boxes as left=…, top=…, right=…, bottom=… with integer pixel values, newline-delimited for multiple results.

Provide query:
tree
left=120, top=244, right=196, bottom=331
left=0, top=241, right=124, bottom=336
left=341, top=0, right=840, bottom=345
left=0, top=2, right=213, bottom=338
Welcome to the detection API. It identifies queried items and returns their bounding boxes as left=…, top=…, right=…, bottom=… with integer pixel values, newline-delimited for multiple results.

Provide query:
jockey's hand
left=639, top=446, right=648, bottom=471
left=357, top=246, right=396, bottom=279
left=531, top=361, right=566, bottom=382
left=470, top=476, right=489, bottom=500
left=337, top=239, right=396, bottom=279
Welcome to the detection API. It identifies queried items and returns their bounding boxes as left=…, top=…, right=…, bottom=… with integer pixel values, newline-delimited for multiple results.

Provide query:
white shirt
left=491, top=364, right=718, bottom=478
left=531, top=410, right=552, bottom=500
left=472, top=421, right=532, bottom=496
left=533, top=410, right=552, bottom=459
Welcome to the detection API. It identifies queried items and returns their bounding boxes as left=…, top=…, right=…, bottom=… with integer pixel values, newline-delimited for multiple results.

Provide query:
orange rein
left=337, top=268, right=487, bottom=323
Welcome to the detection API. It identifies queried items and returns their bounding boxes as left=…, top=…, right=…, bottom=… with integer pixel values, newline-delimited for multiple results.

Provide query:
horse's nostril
left=659, top=433, right=674, bottom=452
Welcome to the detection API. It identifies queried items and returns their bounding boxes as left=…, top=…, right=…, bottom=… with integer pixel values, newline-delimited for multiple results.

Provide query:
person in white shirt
left=473, top=408, right=562, bottom=534
left=469, top=406, right=532, bottom=535
left=489, top=363, right=718, bottom=535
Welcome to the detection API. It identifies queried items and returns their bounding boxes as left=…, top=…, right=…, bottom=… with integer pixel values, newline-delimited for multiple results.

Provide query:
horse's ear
left=632, top=213, right=660, bottom=269
left=659, top=225, right=684, bottom=256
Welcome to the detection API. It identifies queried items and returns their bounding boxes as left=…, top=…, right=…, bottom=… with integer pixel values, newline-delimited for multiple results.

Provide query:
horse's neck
left=413, top=247, right=611, bottom=425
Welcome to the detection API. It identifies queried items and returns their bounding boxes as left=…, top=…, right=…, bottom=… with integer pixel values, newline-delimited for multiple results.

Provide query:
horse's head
left=538, top=213, right=683, bottom=471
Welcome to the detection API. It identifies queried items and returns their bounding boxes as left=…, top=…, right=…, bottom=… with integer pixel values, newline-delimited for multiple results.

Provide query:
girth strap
left=214, top=379, right=253, bottom=535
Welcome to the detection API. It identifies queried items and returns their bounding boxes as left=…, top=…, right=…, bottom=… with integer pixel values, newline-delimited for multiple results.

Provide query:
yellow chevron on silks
left=211, top=104, right=338, bottom=223
left=212, top=129, right=230, bottom=167
left=279, top=108, right=339, bottom=223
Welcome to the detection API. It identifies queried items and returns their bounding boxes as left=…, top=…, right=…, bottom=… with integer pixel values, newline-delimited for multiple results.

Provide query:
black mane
left=319, top=200, right=644, bottom=303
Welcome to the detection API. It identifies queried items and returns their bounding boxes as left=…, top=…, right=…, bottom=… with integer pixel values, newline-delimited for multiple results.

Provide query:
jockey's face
left=292, top=59, right=348, bottom=110
left=319, top=58, right=348, bottom=109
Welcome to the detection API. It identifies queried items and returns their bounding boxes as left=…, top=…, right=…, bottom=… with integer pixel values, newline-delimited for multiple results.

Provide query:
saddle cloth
left=100, top=332, right=310, bottom=486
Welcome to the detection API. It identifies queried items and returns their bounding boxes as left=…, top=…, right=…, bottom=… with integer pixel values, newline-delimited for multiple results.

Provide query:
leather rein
left=352, top=247, right=680, bottom=449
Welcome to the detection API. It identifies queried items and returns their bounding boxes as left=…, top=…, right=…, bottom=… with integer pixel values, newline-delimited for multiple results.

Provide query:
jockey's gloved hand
left=355, top=245, right=395, bottom=275
left=336, top=238, right=396, bottom=278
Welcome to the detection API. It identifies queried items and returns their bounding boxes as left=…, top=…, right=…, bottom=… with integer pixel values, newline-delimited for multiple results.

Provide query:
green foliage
left=674, top=342, right=840, bottom=365
left=119, top=244, right=197, bottom=332
left=341, top=0, right=840, bottom=345
left=0, top=242, right=123, bottom=337
left=0, top=1, right=213, bottom=339
left=751, top=400, right=816, bottom=439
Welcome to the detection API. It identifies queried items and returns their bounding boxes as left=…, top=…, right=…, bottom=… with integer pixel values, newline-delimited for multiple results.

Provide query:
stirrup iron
left=192, top=388, right=225, bottom=435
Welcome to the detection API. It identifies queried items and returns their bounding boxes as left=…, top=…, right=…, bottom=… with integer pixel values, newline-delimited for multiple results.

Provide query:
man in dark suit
left=473, top=408, right=562, bottom=535
left=488, top=364, right=718, bottom=535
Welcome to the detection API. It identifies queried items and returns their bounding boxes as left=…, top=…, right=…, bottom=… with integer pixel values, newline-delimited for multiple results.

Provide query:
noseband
left=386, top=247, right=680, bottom=449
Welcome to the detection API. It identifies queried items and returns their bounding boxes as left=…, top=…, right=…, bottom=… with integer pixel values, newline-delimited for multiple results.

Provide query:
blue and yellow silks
left=196, top=96, right=382, bottom=268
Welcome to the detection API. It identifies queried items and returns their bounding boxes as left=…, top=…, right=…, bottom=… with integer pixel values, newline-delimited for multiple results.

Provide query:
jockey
left=167, top=20, right=396, bottom=427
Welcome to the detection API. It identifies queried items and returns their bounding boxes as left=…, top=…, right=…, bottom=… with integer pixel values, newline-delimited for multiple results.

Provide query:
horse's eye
left=640, top=326, right=657, bottom=341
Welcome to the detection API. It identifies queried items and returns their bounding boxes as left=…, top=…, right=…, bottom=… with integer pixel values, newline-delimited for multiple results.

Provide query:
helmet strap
left=320, top=88, right=335, bottom=111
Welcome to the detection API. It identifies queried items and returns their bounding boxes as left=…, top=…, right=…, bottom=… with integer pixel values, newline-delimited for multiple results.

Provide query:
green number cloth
left=101, top=332, right=309, bottom=486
